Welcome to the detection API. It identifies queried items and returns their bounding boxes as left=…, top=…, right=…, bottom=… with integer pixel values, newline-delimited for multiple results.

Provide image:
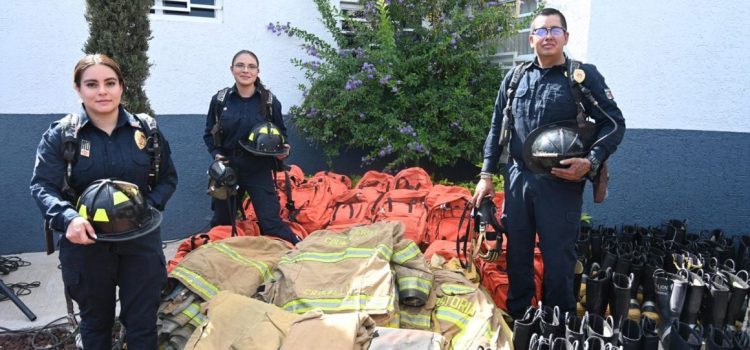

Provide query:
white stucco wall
left=548, top=0, right=750, bottom=133
left=0, top=0, right=324, bottom=115
left=2, top=1, right=749, bottom=133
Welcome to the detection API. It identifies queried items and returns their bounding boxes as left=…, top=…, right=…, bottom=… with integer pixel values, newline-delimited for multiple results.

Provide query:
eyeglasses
left=532, top=26, right=566, bottom=38
left=233, top=63, right=259, bottom=71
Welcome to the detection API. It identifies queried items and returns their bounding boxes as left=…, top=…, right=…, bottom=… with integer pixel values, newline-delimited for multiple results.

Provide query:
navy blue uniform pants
left=210, top=165, right=295, bottom=242
left=503, top=163, right=583, bottom=319
left=59, top=231, right=166, bottom=349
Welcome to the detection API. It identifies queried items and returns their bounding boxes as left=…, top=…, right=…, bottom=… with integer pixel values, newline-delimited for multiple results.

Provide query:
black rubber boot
left=608, top=272, right=633, bottom=329
left=723, top=269, right=749, bottom=327
left=737, top=234, right=750, bottom=272
left=703, top=273, right=731, bottom=329
left=528, top=333, right=550, bottom=350
left=617, top=318, right=642, bottom=350
left=600, top=241, right=619, bottom=273
left=640, top=258, right=663, bottom=323
left=706, top=324, right=734, bottom=350
left=513, top=305, right=540, bottom=350
left=583, top=313, right=615, bottom=345
left=653, top=269, right=688, bottom=330
left=539, top=304, right=564, bottom=339
left=679, top=269, right=705, bottom=326
left=549, top=337, right=575, bottom=350
left=732, top=329, right=750, bottom=350
left=564, top=312, right=584, bottom=346
left=581, top=336, right=606, bottom=350
left=668, top=319, right=702, bottom=350
left=585, top=264, right=611, bottom=316
left=639, top=315, right=659, bottom=350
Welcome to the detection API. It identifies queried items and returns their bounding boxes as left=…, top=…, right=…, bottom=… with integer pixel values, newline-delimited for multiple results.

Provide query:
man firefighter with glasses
left=472, top=8, right=626, bottom=321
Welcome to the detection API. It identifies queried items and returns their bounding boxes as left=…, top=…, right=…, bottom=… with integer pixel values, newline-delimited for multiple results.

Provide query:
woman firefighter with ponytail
left=30, top=54, right=178, bottom=349
left=203, top=49, right=299, bottom=244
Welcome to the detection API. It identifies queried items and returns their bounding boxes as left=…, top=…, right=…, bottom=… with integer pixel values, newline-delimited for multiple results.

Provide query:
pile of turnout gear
left=158, top=166, right=544, bottom=350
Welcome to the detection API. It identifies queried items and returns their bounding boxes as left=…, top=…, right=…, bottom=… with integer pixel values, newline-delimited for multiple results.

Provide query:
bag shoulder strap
left=506, top=61, right=533, bottom=102
left=59, top=113, right=81, bottom=200
left=567, top=59, right=596, bottom=128
left=132, top=113, right=162, bottom=190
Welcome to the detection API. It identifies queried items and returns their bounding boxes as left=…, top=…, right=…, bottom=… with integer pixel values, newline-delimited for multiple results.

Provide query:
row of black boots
left=512, top=219, right=750, bottom=349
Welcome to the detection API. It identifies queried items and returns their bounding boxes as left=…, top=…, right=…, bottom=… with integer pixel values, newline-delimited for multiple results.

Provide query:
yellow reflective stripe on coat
left=282, top=294, right=393, bottom=314
left=399, top=310, right=432, bottom=329
left=440, top=283, right=477, bottom=295
left=280, top=244, right=392, bottom=264
left=171, top=266, right=219, bottom=300
left=207, top=242, right=273, bottom=282
left=392, top=241, right=421, bottom=264
left=397, top=276, right=432, bottom=295
left=435, top=306, right=470, bottom=330
left=180, top=302, right=207, bottom=327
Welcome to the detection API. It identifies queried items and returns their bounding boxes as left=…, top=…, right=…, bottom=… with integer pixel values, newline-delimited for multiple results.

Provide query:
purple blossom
left=398, top=124, right=415, bottom=135
left=359, top=112, right=366, bottom=120
left=450, top=121, right=461, bottom=129
left=468, top=15, right=475, bottom=20
left=361, top=62, right=377, bottom=74
left=485, top=1, right=499, bottom=7
left=304, top=61, right=321, bottom=72
left=379, top=74, right=391, bottom=86
left=364, top=2, right=377, bottom=14
left=303, top=44, right=320, bottom=58
left=306, top=107, right=319, bottom=117
left=345, top=75, right=364, bottom=90
left=267, top=21, right=293, bottom=36
left=408, top=142, right=426, bottom=153
left=391, top=86, right=399, bottom=93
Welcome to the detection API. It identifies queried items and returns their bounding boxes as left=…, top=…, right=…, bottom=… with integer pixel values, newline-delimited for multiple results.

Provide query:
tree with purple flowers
left=269, top=0, right=533, bottom=169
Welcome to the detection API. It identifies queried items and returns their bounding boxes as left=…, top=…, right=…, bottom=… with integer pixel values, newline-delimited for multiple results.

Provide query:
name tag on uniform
left=80, top=139, right=91, bottom=157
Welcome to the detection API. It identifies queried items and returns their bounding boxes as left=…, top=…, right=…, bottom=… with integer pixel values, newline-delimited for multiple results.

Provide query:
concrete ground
left=0, top=241, right=180, bottom=331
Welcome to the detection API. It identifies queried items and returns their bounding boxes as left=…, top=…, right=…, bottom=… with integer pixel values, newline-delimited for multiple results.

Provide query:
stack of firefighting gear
left=158, top=221, right=512, bottom=349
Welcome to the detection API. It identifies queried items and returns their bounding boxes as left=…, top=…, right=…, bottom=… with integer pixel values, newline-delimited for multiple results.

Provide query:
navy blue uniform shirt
left=30, top=106, right=178, bottom=232
left=203, top=85, right=287, bottom=172
left=482, top=57, right=626, bottom=172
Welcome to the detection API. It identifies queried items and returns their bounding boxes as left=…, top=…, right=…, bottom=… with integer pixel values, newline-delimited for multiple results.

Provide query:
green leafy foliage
left=83, top=0, right=154, bottom=115
left=270, top=0, right=527, bottom=169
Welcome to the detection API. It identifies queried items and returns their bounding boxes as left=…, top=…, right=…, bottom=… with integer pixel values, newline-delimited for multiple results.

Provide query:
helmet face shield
left=206, top=160, right=238, bottom=200
left=522, top=120, right=595, bottom=174
left=239, top=122, right=289, bottom=157
left=76, top=179, right=162, bottom=242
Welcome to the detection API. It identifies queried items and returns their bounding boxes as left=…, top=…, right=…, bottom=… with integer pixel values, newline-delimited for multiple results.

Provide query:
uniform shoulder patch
left=604, top=88, right=615, bottom=100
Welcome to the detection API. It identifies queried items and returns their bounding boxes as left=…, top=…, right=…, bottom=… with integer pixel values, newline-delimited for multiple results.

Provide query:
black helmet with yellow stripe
left=239, top=122, right=289, bottom=157
left=75, top=179, right=162, bottom=242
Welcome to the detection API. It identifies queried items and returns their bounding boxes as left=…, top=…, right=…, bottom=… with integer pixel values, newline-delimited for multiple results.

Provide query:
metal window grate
left=150, top=0, right=222, bottom=20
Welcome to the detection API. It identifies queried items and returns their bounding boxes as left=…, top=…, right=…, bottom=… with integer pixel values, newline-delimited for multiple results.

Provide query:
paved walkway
left=0, top=242, right=179, bottom=331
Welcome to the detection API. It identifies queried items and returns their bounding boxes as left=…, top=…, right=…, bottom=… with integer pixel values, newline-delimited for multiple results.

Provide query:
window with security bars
left=150, top=0, right=222, bottom=21
left=492, top=0, right=541, bottom=70
left=339, top=0, right=367, bottom=48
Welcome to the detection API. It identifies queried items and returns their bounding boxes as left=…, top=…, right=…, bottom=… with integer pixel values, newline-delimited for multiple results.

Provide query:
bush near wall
left=269, top=0, right=531, bottom=171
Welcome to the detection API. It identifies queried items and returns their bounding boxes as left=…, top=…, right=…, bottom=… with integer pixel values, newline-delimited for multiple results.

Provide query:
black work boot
left=653, top=269, right=688, bottom=329
left=583, top=313, right=615, bottom=345
left=617, top=318, right=642, bottom=350
left=585, top=264, right=611, bottom=316
left=608, top=272, right=633, bottom=329
left=668, top=319, right=702, bottom=350
left=513, top=305, right=540, bottom=350
left=640, top=257, right=663, bottom=323
left=639, top=315, right=659, bottom=350
left=564, top=312, right=584, bottom=346
left=679, top=269, right=705, bottom=326
left=707, top=324, right=735, bottom=350
left=539, top=304, right=564, bottom=339
left=722, top=269, right=749, bottom=328
left=703, top=272, right=731, bottom=329
left=528, top=333, right=550, bottom=350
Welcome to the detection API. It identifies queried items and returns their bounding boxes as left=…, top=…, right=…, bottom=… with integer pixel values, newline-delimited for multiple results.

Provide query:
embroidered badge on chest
left=604, top=88, right=615, bottom=100
left=134, top=130, right=147, bottom=150
left=80, top=139, right=91, bottom=157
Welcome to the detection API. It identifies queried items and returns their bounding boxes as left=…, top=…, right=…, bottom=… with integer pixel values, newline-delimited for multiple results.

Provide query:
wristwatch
left=586, top=153, right=601, bottom=179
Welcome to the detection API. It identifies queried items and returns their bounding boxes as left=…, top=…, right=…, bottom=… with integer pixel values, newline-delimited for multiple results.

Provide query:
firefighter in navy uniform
left=29, top=54, right=178, bottom=349
left=203, top=49, right=299, bottom=244
left=472, top=8, right=626, bottom=320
